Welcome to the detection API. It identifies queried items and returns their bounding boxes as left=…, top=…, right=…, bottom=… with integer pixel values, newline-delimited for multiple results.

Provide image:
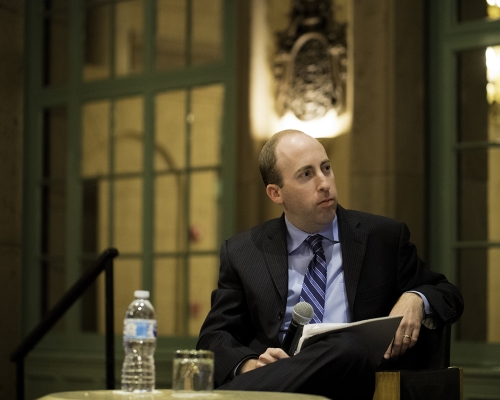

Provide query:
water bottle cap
left=134, top=290, right=150, bottom=299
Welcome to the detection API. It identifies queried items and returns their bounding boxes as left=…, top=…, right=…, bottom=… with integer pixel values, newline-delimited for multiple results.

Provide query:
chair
left=373, top=324, right=463, bottom=400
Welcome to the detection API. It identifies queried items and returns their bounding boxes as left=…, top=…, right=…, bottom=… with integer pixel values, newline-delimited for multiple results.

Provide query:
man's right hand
left=240, top=348, right=289, bottom=374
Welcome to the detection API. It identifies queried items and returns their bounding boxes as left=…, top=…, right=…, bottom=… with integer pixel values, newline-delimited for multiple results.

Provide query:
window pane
left=157, top=0, right=186, bottom=71
left=486, top=46, right=500, bottom=142
left=487, top=248, right=500, bottom=342
left=191, top=0, right=222, bottom=66
left=114, top=178, right=143, bottom=254
left=42, top=107, right=68, bottom=325
left=46, top=0, right=69, bottom=10
left=457, top=149, right=488, bottom=242
left=42, top=184, right=67, bottom=256
left=43, top=259, right=66, bottom=331
left=457, top=248, right=500, bottom=343
left=81, top=259, right=98, bottom=332
left=154, top=257, right=185, bottom=336
left=41, top=185, right=67, bottom=329
left=115, top=0, right=144, bottom=77
left=459, top=0, right=500, bottom=22
left=489, top=149, right=500, bottom=243
left=155, top=174, right=186, bottom=253
left=457, top=148, right=500, bottom=242
left=84, top=4, right=111, bottom=81
left=155, top=90, right=187, bottom=170
left=457, top=248, right=487, bottom=341
left=97, top=258, right=142, bottom=334
left=85, top=0, right=108, bottom=5
left=188, top=255, right=218, bottom=336
left=44, top=107, right=68, bottom=180
left=97, top=179, right=110, bottom=252
left=82, top=100, right=110, bottom=177
left=114, top=96, right=144, bottom=174
left=191, top=84, right=224, bottom=167
left=82, top=178, right=99, bottom=254
left=458, top=48, right=488, bottom=143
left=44, top=9, right=69, bottom=85
left=189, top=171, right=219, bottom=251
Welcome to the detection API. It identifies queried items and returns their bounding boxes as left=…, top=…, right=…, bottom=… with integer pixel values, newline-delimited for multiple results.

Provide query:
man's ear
left=266, top=184, right=283, bottom=204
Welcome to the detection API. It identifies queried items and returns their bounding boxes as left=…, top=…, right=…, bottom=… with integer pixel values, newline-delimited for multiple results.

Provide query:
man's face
left=268, top=133, right=338, bottom=233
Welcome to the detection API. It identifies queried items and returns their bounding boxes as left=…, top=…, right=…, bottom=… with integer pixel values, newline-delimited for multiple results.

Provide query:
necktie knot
left=305, top=234, right=324, bottom=255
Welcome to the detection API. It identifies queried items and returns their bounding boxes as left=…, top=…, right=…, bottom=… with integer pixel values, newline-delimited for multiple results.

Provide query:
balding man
left=197, top=130, right=463, bottom=399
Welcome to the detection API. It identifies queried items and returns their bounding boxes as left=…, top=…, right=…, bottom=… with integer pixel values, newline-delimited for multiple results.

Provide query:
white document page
left=295, top=315, right=403, bottom=366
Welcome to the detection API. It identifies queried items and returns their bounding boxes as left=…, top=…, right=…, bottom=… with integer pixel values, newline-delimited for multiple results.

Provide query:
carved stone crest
left=274, top=0, right=347, bottom=121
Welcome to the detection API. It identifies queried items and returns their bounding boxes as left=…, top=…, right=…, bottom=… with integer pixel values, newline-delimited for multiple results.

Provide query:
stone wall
left=350, top=0, right=425, bottom=254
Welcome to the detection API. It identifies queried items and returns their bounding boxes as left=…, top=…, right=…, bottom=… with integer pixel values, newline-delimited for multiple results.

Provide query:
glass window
left=191, top=0, right=223, bottom=66
left=459, top=0, right=500, bottom=22
left=84, top=0, right=145, bottom=81
left=154, top=256, right=185, bottom=336
left=188, top=255, right=219, bottom=335
left=153, top=84, right=224, bottom=336
left=84, top=3, right=112, bottom=81
left=42, top=107, right=68, bottom=330
left=115, top=0, right=145, bottom=77
left=157, top=0, right=187, bottom=71
left=155, top=90, right=187, bottom=171
left=156, top=0, right=222, bottom=71
left=44, top=2, right=69, bottom=85
left=191, top=85, right=224, bottom=167
left=114, top=96, right=144, bottom=173
left=456, top=47, right=500, bottom=343
left=189, top=171, right=220, bottom=252
left=82, top=100, right=110, bottom=177
left=26, top=0, right=233, bottom=349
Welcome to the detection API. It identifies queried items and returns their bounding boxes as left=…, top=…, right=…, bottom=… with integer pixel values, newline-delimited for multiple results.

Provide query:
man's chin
left=317, top=209, right=336, bottom=226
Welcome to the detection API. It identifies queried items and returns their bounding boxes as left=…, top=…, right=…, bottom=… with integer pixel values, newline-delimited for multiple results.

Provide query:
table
left=38, top=390, right=328, bottom=400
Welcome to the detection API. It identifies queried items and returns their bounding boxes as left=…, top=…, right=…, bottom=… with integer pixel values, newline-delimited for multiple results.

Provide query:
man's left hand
left=384, top=292, right=424, bottom=359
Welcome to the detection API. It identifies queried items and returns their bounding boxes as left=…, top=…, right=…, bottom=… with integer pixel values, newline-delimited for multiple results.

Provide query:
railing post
left=16, top=358, right=24, bottom=400
left=105, top=256, right=115, bottom=389
left=11, top=248, right=118, bottom=398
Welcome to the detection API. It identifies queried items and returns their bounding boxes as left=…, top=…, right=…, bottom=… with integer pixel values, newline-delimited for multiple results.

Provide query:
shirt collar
left=285, top=215, right=339, bottom=255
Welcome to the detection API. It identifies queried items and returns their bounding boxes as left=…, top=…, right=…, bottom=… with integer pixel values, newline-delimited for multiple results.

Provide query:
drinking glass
left=172, top=349, right=214, bottom=395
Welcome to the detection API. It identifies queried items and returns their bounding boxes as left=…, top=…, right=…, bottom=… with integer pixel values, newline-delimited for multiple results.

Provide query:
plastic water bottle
left=121, top=290, right=157, bottom=392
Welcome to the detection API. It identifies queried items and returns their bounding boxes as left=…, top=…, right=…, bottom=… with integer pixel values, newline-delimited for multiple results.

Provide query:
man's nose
left=317, top=173, right=330, bottom=191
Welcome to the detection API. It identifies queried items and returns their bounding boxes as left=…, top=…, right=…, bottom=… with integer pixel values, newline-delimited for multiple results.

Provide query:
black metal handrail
left=10, top=248, right=119, bottom=400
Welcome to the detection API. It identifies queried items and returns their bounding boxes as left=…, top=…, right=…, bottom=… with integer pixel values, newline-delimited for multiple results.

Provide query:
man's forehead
left=276, top=136, right=329, bottom=171
left=276, top=134, right=326, bottom=157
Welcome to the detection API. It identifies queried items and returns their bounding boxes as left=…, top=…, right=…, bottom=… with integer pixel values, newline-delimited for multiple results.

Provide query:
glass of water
left=172, top=350, right=214, bottom=395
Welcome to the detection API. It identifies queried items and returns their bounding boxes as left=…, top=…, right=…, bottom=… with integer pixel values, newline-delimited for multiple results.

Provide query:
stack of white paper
left=295, top=315, right=403, bottom=366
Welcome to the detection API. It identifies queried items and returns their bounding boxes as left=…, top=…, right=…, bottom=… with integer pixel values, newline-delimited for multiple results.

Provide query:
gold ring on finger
left=403, top=334, right=411, bottom=339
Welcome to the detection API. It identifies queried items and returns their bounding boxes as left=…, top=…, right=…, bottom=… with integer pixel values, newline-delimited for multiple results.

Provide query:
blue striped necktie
left=299, top=234, right=327, bottom=324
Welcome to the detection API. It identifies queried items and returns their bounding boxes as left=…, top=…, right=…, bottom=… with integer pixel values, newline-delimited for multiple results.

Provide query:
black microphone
left=282, top=302, right=314, bottom=356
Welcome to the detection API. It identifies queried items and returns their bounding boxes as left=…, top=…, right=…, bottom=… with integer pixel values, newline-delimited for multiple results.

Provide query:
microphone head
left=292, top=302, right=314, bottom=325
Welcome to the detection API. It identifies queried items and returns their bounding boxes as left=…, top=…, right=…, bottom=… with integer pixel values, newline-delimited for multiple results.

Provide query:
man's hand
left=384, top=292, right=424, bottom=360
left=240, top=348, right=289, bottom=374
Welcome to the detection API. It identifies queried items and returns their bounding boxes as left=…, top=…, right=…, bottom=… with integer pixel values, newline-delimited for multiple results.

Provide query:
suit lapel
left=262, top=216, right=288, bottom=308
left=337, top=206, right=367, bottom=316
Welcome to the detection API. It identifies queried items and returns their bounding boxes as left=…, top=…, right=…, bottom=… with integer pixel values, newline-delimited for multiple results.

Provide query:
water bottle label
left=123, top=319, right=157, bottom=339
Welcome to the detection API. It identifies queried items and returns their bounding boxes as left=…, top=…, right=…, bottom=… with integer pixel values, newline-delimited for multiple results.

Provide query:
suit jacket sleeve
left=196, top=239, right=260, bottom=386
left=396, top=222, right=463, bottom=324
left=342, top=207, right=463, bottom=326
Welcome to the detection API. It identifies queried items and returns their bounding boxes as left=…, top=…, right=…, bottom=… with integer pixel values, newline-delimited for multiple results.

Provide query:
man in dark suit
left=197, top=130, right=463, bottom=399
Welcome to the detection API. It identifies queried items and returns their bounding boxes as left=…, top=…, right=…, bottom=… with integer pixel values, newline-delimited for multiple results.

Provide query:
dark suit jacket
left=197, top=205, right=464, bottom=387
